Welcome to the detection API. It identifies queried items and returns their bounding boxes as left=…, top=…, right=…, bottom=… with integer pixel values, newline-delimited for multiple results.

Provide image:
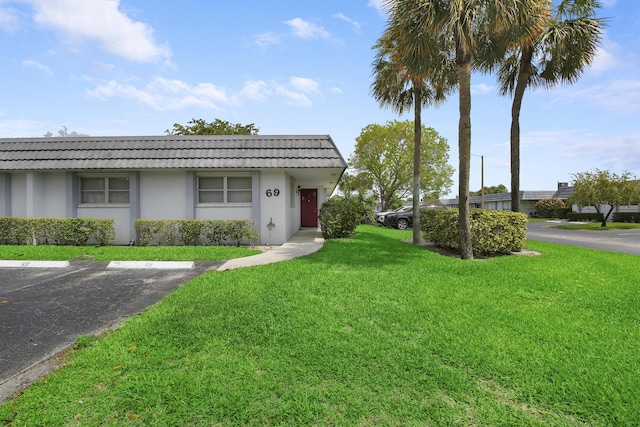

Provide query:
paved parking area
left=0, top=261, right=219, bottom=401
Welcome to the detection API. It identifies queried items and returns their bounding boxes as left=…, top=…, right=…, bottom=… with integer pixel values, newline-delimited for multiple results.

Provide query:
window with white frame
left=80, top=176, right=130, bottom=204
left=198, top=175, right=252, bottom=204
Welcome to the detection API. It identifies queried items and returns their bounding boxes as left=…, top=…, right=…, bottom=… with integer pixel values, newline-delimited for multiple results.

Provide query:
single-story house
left=552, top=184, right=640, bottom=216
left=0, top=135, right=347, bottom=245
left=441, top=190, right=557, bottom=216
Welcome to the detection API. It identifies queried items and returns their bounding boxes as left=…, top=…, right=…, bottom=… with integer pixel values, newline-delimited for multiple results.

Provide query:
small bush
left=567, top=212, right=604, bottom=222
left=319, top=197, right=360, bottom=239
left=535, top=198, right=566, bottom=218
left=422, top=209, right=528, bottom=257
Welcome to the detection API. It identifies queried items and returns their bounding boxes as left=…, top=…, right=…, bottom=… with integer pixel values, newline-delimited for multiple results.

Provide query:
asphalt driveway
left=527, top=221, right=640, bottom=256
left=0, top=261, right=219, bottom=402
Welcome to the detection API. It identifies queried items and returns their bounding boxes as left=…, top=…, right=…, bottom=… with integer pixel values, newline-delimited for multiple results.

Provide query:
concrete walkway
left=217, top=228, right=324, bottom=271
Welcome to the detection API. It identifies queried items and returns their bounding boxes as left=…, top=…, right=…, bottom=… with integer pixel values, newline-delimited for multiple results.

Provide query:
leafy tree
left=567, top=169, right=640, bottom=227
left=470, top=184, right=507, bottom=196
left=166, top=118, right=259, bottom=135
left=488, top=0, right=603, bottom=212
left=350, top=120, right=453, bottom=213
left=338, top=171, right=374, bottom=196
left=384, top=0, right=546, bottom=259
left=372, top=10, right=456, bottom=243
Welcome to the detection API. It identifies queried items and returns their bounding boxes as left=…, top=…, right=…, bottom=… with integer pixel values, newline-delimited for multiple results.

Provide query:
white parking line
left=107, top=261, right=194, bottom=269
left=0, top=260, right=70, bottom=268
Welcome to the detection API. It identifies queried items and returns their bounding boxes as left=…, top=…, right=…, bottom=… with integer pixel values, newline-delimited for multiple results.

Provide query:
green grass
left=552, top=222, right=640, bottom=231
left=2, top=225, right=639, bottom=426
left=0, top=244, right=260, bottom=261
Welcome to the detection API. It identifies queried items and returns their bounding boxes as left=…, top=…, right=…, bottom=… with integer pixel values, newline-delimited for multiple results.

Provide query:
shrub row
left=553, top=207, right=572, bottom=219
left=421, top=209, right=527, bottom=257
left=0, top=217, right=115, bottom=246
left=134, top=219, right=258, bottom=246
left=612, top=212, right=640, bottom=223
left=566, top=212, right=604, bottom=222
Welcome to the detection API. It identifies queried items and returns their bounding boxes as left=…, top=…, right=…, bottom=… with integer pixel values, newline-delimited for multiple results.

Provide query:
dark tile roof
left=0, top=135, right=348, bottom=171
left=553, top=186, right=574, bottom=199
left=467, top=191, right=556, bottom=204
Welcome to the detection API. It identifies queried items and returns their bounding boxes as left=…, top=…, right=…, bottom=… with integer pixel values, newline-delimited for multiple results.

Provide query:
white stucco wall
left=258, top=171, right=288, bottom=245
left=41, top=172, right=67, bottom=217
left=139, top=171, right=188, bottom=219
left=10, top=173, right=27, bottom=217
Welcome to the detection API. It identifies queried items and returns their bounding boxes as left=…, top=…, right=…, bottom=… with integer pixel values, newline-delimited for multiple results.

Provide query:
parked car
left=384, top=205, right=447, bottom=229
left=375, top=206, right=412, bottom=224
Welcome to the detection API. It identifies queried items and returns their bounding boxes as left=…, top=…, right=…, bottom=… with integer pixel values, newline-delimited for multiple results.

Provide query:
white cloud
left=368, top=0, right=389, bottom=16
left=522, top=129, right=640, bottom=174
left=0, top=117, right=52, bottom=136
left=240, top=80, right=271, bottom=102
left=24, top=0, right=171, bottom=63
left=87, top=74, right=324, bottom=110
left=22, top=59, right=53, bottom=75
left=276, top=86, right=313, bottom=108
left=590, top=38, right=622, bottom=74
left=284, top=18, right=331, bottom=40
left=290, top=76, right=320, bottom=94
left=253, top=31, right=283, bottom=49
left=87, top=77, right=236, bottom=111
left=334, top=13, right=362, bottom=30
left=0, top=6, right=20, bottom=33
left=552, top=78, right=640, bottom=115
left=471, top=83, right=494, bottom=95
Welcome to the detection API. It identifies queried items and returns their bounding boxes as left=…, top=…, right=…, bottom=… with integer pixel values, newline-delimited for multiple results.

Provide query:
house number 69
left=266, top=189, right=280, bottom=197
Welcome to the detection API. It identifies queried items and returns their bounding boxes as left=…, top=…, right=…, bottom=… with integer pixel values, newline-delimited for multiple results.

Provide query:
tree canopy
left=470, top=184, right=507, bottom=196
left=568, top=169, right=640, bottom=227
left=166, top=118, right=259, bottom=136
left=349, top=120, right=453, bottom=212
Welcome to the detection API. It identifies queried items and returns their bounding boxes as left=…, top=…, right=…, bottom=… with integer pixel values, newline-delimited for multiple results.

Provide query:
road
left=526, top=221, right=640, bottom=256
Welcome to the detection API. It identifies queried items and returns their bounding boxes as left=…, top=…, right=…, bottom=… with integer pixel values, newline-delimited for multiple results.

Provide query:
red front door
left=300, top=189, right=318, bottom=227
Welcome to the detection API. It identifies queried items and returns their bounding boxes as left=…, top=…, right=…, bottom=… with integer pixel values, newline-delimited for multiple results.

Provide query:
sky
left=0, top=0, right=638, bottom=198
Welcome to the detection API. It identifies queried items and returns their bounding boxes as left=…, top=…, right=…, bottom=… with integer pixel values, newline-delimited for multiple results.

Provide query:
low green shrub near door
left=422, top=209, right=527, bottom=257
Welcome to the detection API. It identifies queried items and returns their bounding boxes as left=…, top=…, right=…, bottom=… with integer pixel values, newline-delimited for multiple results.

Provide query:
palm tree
left=495, top=0, right=603, bottom=212
left=383, top=0, right=545, bottom=259
left=371, top=6, right=455, bottom=245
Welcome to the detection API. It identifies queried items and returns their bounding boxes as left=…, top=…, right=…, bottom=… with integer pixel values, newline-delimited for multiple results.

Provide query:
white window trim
left=78, top=174, right=130, bottom=206
left=196, top=173, right=253, bottom=206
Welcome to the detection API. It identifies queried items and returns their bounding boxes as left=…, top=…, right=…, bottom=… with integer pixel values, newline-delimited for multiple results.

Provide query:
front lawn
left=1, top=225, right=638, bottom=426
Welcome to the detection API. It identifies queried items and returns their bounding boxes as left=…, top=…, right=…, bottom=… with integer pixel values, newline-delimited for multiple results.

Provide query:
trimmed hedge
left=319, top=197, right=360, bottom=239
left=554, top=207, right=572, bottom=219
left=566, top=212, right=604, bottom=222
left=0, top=217, right=115, bottom=246
left=612, top=212, right=640, bottom=223
left=134, top=219, right=258, bottom=246
left=421, top=209, right=528, bottom=257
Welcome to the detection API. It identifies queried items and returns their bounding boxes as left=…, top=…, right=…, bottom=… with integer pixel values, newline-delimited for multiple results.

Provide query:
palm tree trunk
left=413, top=85, right=422, bottom=244
left=510, top=44, right=534, bottom=213
left=457, top=44, right=473, bottom=260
